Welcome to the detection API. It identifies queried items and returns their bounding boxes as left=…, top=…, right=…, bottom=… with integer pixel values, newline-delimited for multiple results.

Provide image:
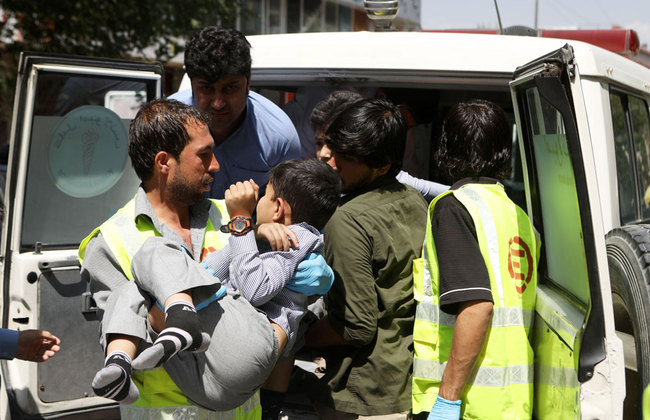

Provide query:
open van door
left=1, top=53, right=162, bottom=418
left=510, top=45, right=626, bottom=419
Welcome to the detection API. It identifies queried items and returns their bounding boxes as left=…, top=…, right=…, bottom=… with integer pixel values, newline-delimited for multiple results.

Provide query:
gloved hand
left=286, top=252, right=334, bottom=295
left=427, top=394, right=461, bottom=420
left=92, top=351, right=139, bottom=404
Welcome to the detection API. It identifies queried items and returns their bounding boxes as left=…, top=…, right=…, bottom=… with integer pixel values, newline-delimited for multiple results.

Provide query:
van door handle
left=81, top=292, right=98, bottom=315
left=38, top=258, right=81, bottom=271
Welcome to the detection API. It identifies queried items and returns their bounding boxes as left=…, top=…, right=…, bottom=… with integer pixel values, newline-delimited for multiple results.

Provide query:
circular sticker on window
left=48, top=105, right=128, bottom=198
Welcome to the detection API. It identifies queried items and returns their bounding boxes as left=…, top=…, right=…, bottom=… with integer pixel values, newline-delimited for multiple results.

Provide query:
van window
left=629, top=96, right=650, bottom=220
left=523, top=87, right=589, bottom=303
left=253, top=84, right=524, bottom=205
left=610, top=93, right=638, bottom=223
left=20, top=73, right=153, bottom=249
left=610, top=91, right=650, bottom=223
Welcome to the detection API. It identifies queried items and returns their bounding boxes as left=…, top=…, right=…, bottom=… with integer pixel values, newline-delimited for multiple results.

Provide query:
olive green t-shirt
left=314, top=176, right=428, bottom=415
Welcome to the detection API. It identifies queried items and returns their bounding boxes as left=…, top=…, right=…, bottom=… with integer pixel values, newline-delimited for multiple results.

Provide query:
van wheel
left=606, top=225, right=650, bottom=418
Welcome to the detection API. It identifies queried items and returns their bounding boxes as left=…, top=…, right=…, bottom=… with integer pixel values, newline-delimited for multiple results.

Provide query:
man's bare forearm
left=438, top=300, right=493, bottom=401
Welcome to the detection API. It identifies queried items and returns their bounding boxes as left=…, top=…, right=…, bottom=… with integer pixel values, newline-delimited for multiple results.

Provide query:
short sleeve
left=432, top=196, right=493, bottom=314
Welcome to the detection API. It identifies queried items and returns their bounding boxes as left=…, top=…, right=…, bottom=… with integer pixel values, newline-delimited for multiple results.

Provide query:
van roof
left=247, top=31, right=650, bottom=91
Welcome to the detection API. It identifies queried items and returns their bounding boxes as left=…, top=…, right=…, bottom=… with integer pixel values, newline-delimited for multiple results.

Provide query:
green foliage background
left=0, top=0, right=245, bottom=144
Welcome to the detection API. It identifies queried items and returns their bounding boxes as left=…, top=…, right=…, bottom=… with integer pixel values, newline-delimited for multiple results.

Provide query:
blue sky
left=421, top=0, right=650, bottom=47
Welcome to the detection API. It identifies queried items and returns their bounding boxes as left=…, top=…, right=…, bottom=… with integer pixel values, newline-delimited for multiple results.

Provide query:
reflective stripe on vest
left=119, top=389, right=261, bottom=420
left=79, top=196, right=241, bottom=410
left=461, top=187, right=505, bottom=307
left=413, top=357, right=534, bottom=386
left=412, top=183, right=538, bottom=420
left=415, top=302, right=534, bottom=329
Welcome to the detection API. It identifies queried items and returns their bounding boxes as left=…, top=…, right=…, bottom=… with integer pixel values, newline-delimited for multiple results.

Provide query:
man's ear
left=154, top=151, right=172, bottom=175
left=273, top=197, right=292, bottom=224
left=376, top=162, right=391, bottom=177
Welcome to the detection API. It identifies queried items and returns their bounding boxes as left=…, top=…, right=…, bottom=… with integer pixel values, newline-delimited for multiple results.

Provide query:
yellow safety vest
left=412, top=183, right=539, bottom=420
left=79, top=197, right=261, bottom=419
left=644, top=383, right=650, bottom=420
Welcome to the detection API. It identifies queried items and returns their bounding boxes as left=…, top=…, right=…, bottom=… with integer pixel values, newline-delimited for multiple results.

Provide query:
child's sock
left=132, top=301, right=210, bottom=370
left=92, top=351, right=139, bottom=404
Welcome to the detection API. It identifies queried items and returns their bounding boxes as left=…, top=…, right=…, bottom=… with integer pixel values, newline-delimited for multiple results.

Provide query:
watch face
left=233, top=218, right=247, bottom=231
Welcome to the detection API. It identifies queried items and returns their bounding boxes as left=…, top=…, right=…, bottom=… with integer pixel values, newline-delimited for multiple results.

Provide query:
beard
left=168, top=171, right=213, bottom=205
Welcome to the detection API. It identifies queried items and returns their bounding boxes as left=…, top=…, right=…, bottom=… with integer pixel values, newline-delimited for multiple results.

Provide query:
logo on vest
left=201, top=246, right=217, bottom=262
left=508, top=236, right=533, bottom=293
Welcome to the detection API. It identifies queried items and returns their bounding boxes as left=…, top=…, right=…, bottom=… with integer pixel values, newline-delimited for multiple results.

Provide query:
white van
left=4, top=30, right=650, bottom=419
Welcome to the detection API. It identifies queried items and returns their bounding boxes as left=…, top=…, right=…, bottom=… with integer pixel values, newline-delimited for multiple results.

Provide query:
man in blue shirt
left=170, top=26, right=300, bottom=198
left=0, top=328, right=60, bottom=362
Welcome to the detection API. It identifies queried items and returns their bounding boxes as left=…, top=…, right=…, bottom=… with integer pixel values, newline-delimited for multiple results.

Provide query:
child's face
left=256, top=182, right=277, bottom=225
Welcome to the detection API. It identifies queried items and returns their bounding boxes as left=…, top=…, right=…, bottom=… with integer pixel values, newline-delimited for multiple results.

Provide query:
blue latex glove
left=286, top=252, right=334, bottom=296
left=427, top=395, right=461, bottom=420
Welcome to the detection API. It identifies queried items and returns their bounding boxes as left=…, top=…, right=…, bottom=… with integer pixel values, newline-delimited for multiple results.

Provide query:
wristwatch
left=220, top=216, right=254, bottom=236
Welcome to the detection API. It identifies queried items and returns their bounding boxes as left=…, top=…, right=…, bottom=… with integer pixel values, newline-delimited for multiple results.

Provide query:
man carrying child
left=79, top=98, right=339, bottom=418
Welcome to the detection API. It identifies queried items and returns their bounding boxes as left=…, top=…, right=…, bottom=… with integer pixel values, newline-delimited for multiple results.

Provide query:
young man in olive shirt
left=306, top=98, right=428, bottom=418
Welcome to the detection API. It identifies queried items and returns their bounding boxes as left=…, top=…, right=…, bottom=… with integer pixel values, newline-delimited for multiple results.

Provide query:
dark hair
left=325, top=98, right=406, bottom=177
left=268, top=159, right=341, bottom=231
left=435, top=99, right=511, bottom=181
left=128, top=98, right=210, bottom=181
left=185, top=26, right=251, bottom=83
left=310, top=90, right=363, bottom=131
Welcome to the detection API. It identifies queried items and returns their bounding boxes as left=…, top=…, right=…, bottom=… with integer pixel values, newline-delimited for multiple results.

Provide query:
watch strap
left=221, top=216, right=254, bottom=236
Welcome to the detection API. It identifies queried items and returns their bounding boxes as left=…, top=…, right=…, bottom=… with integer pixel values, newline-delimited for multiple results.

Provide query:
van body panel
left=2, top=53, right=162, bottom=418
